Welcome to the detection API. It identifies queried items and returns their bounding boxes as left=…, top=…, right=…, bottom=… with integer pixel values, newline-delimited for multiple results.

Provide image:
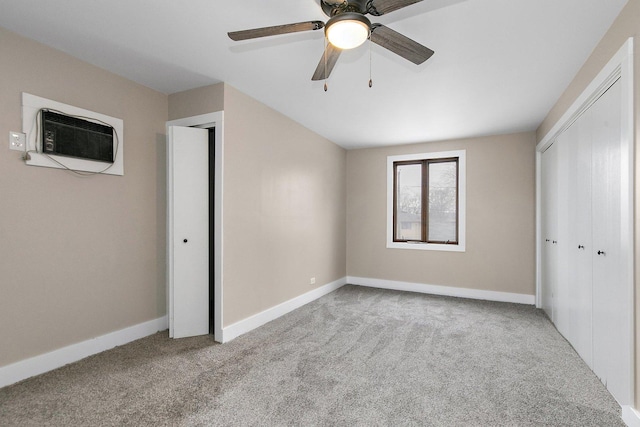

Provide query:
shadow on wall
left=156, top=133, right=167, bottom=318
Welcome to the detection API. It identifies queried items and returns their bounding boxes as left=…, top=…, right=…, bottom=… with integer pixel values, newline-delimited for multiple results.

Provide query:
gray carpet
left=0, top=285, right=624, bottom=426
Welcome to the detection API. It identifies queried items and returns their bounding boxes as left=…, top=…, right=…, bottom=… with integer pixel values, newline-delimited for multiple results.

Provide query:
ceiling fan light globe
left=325, top=14, right=371, bottom=50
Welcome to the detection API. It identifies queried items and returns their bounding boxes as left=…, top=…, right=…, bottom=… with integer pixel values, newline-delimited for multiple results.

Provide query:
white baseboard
left=0, top=316, right=168, bottom=389
left=347, top=276, right=536, bottom=305
left=221, top=277, right=347, bottom=343
left=623, top=406, right=640, bottom=427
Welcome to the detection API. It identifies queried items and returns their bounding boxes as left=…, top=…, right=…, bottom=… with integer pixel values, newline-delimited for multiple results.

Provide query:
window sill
left=386, top=241, right=466, bottom=252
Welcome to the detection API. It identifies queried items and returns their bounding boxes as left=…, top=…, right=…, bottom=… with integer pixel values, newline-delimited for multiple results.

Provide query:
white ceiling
left=0, top=0, right=628, bottom=149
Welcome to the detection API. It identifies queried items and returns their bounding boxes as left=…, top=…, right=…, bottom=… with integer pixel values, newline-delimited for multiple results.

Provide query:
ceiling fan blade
left=312, top=43, right=342, bottom=80
left=370, top=24, right=434, bottom=65
left=366, top=0, right=423, bottom=16
left=228, top=21, right=324, bottom=41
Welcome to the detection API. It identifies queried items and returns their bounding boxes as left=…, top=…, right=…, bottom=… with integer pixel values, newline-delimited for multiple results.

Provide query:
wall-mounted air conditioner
left=22, top=93, right=124, bottom=176
left=42, top=110, right=114, bottom=163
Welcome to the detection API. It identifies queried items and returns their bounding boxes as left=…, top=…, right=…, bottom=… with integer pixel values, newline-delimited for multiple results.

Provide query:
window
left=394, top=158, right=458, bottom=243
left=387, top=150, right=466, bottom=252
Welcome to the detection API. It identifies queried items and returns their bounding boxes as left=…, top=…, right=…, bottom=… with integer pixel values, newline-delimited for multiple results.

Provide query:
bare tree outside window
left=428, top=161, right=457, bottom=242
left=395, top=163, right=422, bottom=240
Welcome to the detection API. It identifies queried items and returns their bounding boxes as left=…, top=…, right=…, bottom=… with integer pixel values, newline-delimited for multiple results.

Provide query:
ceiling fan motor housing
left=320, top=0, right=368, bottom=17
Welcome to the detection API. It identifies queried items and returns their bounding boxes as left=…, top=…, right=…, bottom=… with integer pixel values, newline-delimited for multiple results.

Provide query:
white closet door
left=168, top=126, right=210, bottom=339
left=590, top=79, right=629, bottom=404
left=572, top=110, right=593, bottom=368
left=554, top=112, right=593, bottom=368
left=540, top=142, right=558, bottom=321
left=554, top=125, right=575, bottom=340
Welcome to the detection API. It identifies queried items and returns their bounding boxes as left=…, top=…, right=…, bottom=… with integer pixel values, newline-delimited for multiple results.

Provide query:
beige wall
left=536, top=0, right=640, bottom=410
left=168, top=83, right=224, bottom=121
left=0, top=28, right=168, bottom=367
left=1, top=25, right=346, bottom=367
left=168, top=83, right=347, bottom=327
left=347, top=132, right=536, bottom=296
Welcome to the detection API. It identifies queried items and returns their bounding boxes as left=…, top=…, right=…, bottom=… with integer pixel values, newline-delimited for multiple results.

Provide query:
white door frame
left=167, top=111, right=224, bottom=342
left=536, top=38, right=634, bottom=406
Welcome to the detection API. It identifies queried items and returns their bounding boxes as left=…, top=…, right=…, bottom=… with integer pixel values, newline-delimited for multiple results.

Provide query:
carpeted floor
left=0, top=285, right=624, bottom=426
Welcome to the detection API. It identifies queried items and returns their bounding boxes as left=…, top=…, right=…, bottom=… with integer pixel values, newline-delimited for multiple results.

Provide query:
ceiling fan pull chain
left=368, top=35, right=373, bottom=88
left=324, top=36, right=328, bottom=92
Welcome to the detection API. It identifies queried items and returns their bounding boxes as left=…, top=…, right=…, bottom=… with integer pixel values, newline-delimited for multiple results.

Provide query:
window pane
left=428, top=161, right=457, bottom=242
left=396, top=164, right=422, bottom=240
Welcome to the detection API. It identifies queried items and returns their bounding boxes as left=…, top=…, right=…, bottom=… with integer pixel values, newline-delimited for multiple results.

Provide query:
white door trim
left=536, top=38, right=634, bottom=406
left=166, top=112, right=224, bottom=342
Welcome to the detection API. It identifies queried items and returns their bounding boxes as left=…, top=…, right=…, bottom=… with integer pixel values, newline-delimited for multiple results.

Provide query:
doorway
left=207, top=127, right=215, bottom=335
left=166, top=112, right=224, bottom=342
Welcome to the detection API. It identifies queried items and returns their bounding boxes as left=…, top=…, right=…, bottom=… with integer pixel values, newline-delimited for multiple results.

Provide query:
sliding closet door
left=553, top=111, right=594, bottom=369
left=572, top=110, right=593, bottom=368
left=554, top=124, right=576, bottom=340
left=590, top=79, right=630, bottom=404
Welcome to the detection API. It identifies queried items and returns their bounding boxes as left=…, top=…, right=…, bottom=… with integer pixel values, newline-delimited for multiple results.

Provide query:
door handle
left=597, top=250, right=605, bottom=255
left=183, top=239, right=188, bottom=243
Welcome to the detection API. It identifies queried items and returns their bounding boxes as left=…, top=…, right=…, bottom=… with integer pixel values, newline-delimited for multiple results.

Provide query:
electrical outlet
left=9, top=131, right=26, bottom=151
left=310, top=277, right=316, bottom=285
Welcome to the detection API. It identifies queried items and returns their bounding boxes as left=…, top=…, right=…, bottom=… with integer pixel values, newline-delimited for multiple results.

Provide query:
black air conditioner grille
left=42, top=111, right=114, bottom=163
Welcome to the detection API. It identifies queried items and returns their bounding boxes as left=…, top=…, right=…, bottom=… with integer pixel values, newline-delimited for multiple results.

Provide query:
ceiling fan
left=228, top=0, right=435, bottom=81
